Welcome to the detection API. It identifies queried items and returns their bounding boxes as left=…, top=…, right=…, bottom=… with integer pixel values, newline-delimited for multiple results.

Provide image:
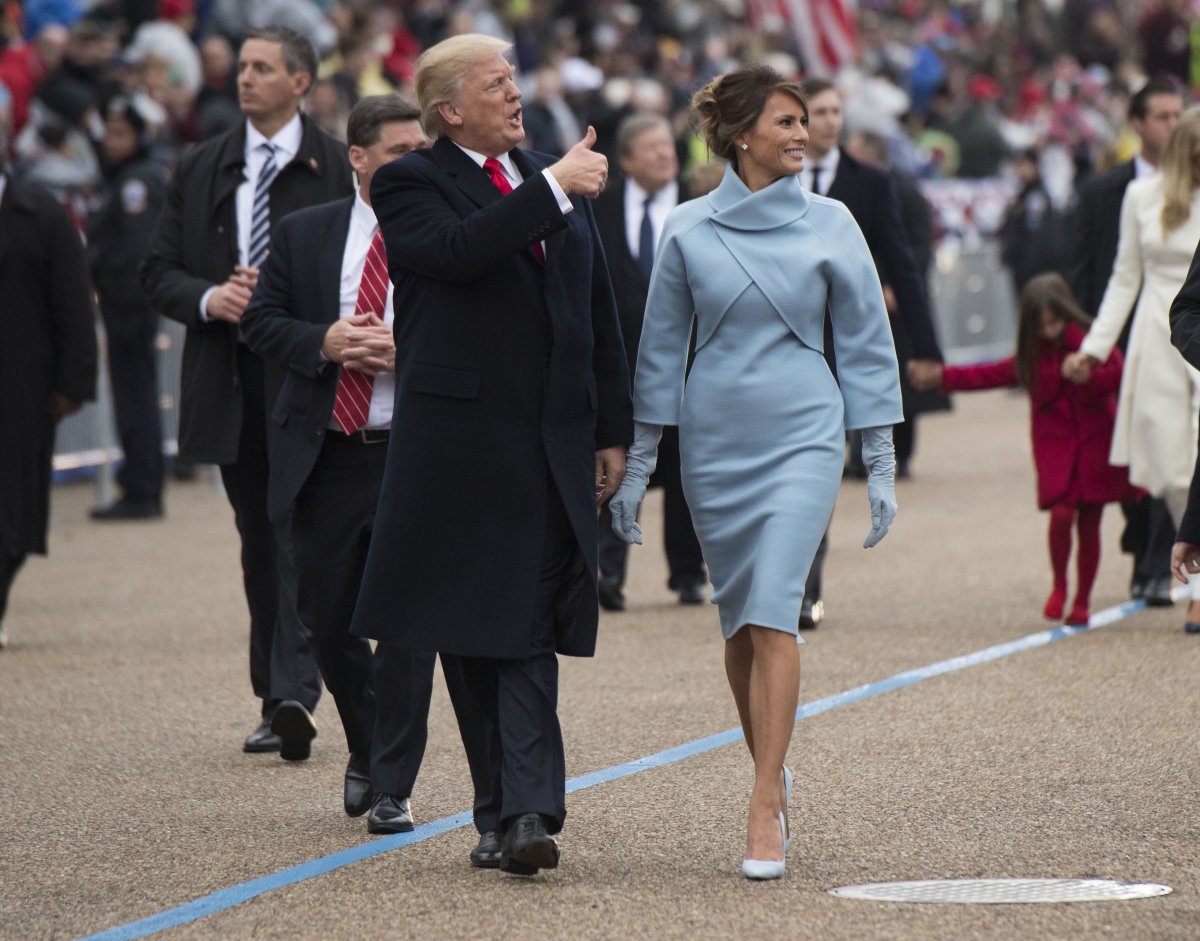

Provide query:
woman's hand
left=607, top=422, right=664, bottom=543
left=861, top=425, right=897, bottom=548
left=1170, top=541, right=1200, bottom=585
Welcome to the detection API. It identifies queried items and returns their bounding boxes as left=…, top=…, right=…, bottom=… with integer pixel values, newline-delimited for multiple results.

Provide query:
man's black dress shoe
left=470, top=830, right=502, bottom=868
left=243, top=719, right=281, bottom=753
left=270, top=700, right=317, bottom=761
left=1144, top=575, right=1175, bottom=607
left=367, top=794, right=414, bottom=834
left=499, top=813, right=559, bottom=875
left=797, top=598, right=824, bottom=630
left=677, top=579, right=706, bottom=605
left=90, top=496, right=163, bottom=521
left=1130, top=578, right=1147, bottom=601
left=597, top=576, right=626, bottom=612
left=344, top=753, right=373, bottom=817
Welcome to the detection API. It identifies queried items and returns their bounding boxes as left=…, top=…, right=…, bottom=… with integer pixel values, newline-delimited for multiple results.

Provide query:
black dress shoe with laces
left=344, top=753, right=373, bottom=817
left=1144, top=575, right=1175, bottom=607
left=469, top=830, right=502, bottom=868
left=367, top=794, right=414, bottom=834
left=499, top=813, right=559, bottom=875
left=90, top=496, right=163, bottom=521
left=270, top=700, right=317, bottom=761
left=243, top=719, right=281, bottom=753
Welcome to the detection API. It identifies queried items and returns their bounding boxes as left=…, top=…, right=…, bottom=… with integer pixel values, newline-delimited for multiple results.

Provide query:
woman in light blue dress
left=609, top=68, right=903, bottom=879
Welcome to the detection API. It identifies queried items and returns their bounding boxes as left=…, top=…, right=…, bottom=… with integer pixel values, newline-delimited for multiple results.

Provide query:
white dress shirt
left=800, top=148, right=840, bottom=195
left=199, top=115, right=304, bottom=321
left=1133, top=154, right=1158, bottom=180
left=335, top=193, right=395, bottom=430
left=623, top=178, right=678, bottom=262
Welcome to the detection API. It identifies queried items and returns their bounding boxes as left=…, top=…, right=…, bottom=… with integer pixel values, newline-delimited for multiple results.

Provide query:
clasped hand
left=322, top=314, right=395, bottom=375
left=1060, top=351, right=1095, bottom=384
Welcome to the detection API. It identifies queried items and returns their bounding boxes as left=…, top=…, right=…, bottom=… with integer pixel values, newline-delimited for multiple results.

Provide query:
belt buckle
left=358, top=428, right=387, bottom=445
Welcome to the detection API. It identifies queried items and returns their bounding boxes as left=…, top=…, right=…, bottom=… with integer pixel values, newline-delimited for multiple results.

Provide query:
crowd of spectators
left=0, top=0, right=1194, bottom=230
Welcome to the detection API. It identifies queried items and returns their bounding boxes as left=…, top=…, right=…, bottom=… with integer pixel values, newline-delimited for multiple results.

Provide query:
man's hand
left=1171, top=541, right=1200, bottom=585
left=595, top=445, right=627, bottom=506
left=342, top=323, right=396, bottom=375
left=548, top=126, right=608, bottom=199
left=204, top=265, right=259, bottom=323
left=906, top=359, right=943, bottom=391
left=1061, top=351, right=1096, bottom=384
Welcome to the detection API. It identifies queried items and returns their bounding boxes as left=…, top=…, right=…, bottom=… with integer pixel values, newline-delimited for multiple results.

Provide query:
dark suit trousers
left=457, top=478, right=573, bottom=834
left=1122, top=495, right=1175, bottom=585
left=0, top=552, right=25, bottom=625
left=220, top=345, right=320, bottom=718
left=100, top=303, right=163, bottom=499
left=598, top=427, right=705, bottom=589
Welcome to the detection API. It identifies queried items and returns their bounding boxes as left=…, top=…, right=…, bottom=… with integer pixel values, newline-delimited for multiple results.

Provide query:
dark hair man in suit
left=799, top=77, right=945, bottom=629
left=1066, top=76, right=1183, bottom=606
left=593, top=111, right=706, bottom=611
left=142, top=27, right=354, bottom=756
left=241, top=95, right=495, bottom=833
left=0, top=135, right=98, bottom=648
left=349, top=34, right=632, bottom=875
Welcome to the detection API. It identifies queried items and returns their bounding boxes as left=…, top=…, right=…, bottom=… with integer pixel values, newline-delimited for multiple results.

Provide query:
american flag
left=748, top=0, right=861, bottom=78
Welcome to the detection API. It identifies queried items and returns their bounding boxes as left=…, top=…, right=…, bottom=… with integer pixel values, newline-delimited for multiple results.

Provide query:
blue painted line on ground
left=77, top=599, right=1144, bottom=941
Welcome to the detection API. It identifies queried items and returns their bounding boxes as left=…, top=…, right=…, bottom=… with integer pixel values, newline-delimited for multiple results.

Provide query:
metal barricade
left=928, top=242, right=1017, bottom=366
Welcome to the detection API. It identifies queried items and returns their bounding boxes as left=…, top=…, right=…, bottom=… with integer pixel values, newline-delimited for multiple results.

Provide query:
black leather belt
left=327, top=428, right=390, bottom=445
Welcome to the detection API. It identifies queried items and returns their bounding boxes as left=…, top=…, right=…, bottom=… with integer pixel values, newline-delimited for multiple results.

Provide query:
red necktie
left=483, top=157, right=544, bottom=262
left=331, top=230, right=387, bottom=434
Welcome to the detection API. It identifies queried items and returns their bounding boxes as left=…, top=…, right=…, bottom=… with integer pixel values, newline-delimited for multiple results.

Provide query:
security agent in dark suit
left=593, top=112, right=705, bottom=611
left=0, top=157, right=98, bottom=645
left=141, top=27, right=354, bottom=756
left=89, top=95, right=167, bottom=521
left=349, top=34, right=632, bottom=875
left=797, top=78, right=945, bottom=628
left=242, top=95, right=496, bottom=831
left=1069, top=76, right=1183, bottom=606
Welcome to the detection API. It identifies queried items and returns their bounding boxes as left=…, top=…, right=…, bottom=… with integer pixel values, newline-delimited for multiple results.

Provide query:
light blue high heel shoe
left=742, top=812, right=786, bottom=880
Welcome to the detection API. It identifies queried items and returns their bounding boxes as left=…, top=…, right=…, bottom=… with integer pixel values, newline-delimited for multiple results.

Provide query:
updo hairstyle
left=691, top=66, right=807, bottom=164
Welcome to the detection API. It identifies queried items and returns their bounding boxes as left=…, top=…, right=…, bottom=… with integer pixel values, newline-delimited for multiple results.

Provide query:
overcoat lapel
left=431, top=136, right=502, bottom=210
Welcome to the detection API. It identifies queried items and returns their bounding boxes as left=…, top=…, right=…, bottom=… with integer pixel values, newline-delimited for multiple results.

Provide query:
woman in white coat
left=1063, top=107, right=1200, bottom=628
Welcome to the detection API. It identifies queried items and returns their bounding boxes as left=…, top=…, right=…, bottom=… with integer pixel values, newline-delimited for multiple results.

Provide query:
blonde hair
left=1160, top=106, right=1200, bottom=234
left=415, top=34, right=512, bottom=139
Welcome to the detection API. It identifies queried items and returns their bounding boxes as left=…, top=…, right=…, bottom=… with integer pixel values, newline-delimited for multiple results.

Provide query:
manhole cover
left=828, top=879, right=1172, bottom=904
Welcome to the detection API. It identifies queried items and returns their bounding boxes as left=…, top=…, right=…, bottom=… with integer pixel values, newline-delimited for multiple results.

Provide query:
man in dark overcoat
left=0, top=154, right=98, bottom=641
left=141, top=26, right=353, bottom=754
left=350, top=34, right=632, bottom=875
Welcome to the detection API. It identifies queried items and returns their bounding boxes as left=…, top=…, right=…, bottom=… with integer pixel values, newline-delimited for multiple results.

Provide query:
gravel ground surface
left=2, top=389, right=1197, bottom=941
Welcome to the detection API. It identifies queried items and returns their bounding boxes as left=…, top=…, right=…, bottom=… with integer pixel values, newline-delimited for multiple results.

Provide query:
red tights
left=1044, top=502, right=1103, bottom=626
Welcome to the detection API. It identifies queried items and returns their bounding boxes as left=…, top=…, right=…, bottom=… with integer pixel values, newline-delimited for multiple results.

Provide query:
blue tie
left=637, top=194, right=655, bottom=282
left=247, top=142, right=279, bottom=270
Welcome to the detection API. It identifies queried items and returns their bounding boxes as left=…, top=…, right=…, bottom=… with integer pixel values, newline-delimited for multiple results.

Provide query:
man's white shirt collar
left=352, top=192, right=378, bottom=237
left=246, top=113, right=303, bottom=165
left=453, top=142, right=520, bottom=183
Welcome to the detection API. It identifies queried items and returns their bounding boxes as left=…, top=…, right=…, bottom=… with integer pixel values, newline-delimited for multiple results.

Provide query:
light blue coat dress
left=633, top=167, right=903, bottom=639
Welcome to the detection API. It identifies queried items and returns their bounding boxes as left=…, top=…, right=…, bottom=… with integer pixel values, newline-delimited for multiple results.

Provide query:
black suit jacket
left=350, top=138, right=632, bottom=659
left=826, top=149, right=943, bottom=362
left=1171, top=244, right=1200, bottom=543
left=240, top=197, right=355, bottom=522
left=592, top=178, right=688, bottom=369
left=141, top=115, right=353, bottom=464
left=0, top=179, right=98, bottom=557
left=1068, top=161, right=1136, bottom=318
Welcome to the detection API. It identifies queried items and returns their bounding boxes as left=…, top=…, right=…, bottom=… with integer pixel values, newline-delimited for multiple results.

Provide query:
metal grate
left=828, top=879, right=1172, bottom=904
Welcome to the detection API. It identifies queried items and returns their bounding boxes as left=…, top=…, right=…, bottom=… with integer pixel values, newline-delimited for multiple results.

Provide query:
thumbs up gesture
left=548, top=126, right=609, bottom=198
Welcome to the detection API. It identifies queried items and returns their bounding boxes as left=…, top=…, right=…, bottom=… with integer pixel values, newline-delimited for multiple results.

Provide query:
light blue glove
left=861, top=425, right=897, bottom=548
left=608, top=421, right=663, bottom=545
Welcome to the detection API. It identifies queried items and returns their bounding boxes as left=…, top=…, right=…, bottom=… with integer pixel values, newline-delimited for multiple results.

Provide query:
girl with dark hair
left=913, top=272, right=1141, bottom=626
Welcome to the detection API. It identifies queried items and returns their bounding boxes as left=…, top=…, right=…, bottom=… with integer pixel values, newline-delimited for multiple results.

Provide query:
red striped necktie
left=331, top=230, right=387, bottom=434
left=483, top=157, right=544, bottom=262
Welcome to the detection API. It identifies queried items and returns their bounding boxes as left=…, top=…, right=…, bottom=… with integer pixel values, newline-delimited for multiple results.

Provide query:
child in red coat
left=911, top=273, right=1141, bottom=626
